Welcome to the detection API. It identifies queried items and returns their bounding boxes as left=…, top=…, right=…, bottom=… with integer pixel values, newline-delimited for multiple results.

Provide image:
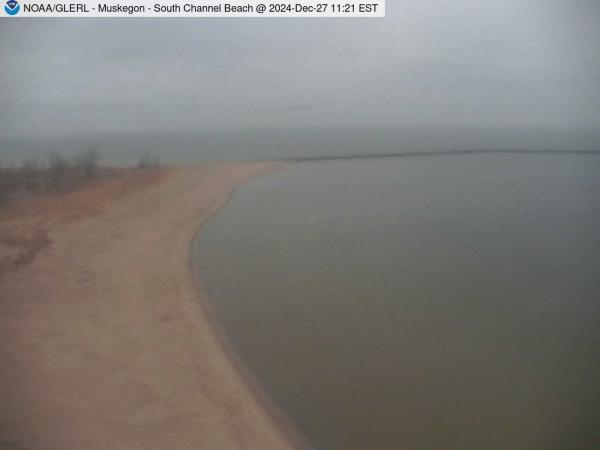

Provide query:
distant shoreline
left=290, top=148, right=600, bottom=162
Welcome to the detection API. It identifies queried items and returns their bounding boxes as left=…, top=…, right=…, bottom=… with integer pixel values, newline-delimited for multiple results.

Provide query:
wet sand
left=0, top=163, right=296, bottom=450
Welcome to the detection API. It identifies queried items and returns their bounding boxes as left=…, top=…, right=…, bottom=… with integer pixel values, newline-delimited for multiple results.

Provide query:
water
left=2, top=126, right=599, bottom=166
left=196, top=154, right=600, bottom=450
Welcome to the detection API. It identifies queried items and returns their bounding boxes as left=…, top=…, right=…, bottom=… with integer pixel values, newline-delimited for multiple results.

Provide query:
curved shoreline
left=189, top=195, right=314, bottom=450
left=0, top=163, right=300, bottom=450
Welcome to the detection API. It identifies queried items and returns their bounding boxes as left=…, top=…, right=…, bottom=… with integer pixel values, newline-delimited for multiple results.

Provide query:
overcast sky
left=1, top=0, right=599, bottom=138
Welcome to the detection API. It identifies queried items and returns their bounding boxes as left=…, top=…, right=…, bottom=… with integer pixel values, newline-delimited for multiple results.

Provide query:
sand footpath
left=0, top=163, right=296, bottom=450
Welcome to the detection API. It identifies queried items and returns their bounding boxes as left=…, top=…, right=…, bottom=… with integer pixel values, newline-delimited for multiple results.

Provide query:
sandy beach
left=0, top=163, right=296, bottom=450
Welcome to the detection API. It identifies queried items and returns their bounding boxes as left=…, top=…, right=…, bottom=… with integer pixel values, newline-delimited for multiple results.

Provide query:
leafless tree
left=48, top=152, right=69, bottom=188
left=0, top=158, right=8, bottom=204
left=138, top=152, right=160, bottom=169
left=21, top=158, right=44, bottom=191
left=76, top=148, right=100, bottom=178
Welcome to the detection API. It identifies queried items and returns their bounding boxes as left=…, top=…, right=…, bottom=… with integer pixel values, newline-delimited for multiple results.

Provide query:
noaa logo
left=4, top=0, right=20, bottom=15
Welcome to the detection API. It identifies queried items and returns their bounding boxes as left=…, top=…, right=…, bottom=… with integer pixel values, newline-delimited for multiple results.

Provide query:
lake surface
left=196, top=154, right=600, bottom=450
left=3, top=126, right=600, bottom=166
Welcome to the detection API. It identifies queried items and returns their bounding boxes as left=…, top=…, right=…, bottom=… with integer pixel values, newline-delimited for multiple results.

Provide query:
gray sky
left=1, top=0, right=599, bottom=138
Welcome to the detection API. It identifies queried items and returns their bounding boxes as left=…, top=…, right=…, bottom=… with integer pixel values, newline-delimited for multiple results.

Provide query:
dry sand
left=0, top=163, right=298, bottom=450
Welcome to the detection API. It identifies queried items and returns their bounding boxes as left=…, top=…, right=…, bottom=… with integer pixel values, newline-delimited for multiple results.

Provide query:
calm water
left=3, top=126, right=600, bottom=166
left=196, top=154, right=600, bottom=450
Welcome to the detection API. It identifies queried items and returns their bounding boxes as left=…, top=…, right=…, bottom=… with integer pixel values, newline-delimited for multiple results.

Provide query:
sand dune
left=0, top=163, right=296, bottom=450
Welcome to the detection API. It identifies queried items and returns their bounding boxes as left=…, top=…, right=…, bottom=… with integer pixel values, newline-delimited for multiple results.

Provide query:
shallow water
left=196, top=154, right=600, bottom=450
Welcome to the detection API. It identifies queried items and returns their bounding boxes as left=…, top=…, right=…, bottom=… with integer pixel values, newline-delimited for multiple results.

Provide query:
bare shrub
left=0, top=159, right=8, bottom=204
left=0, top=148, right=103, bottom=203
left=0, top=159, right=20, bottom=204
left=0, top=177, right=8, bottom=206
left=138, top=152, right=160, bottom=169
left=21, top=158, right=45, bottom=191
left=48, top=152, right=69, bottom=188
left=76, top=148, right=100, bottom=178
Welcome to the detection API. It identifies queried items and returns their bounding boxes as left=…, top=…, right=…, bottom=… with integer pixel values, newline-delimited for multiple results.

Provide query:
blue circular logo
left=4, top=0, right=20, bottom=15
